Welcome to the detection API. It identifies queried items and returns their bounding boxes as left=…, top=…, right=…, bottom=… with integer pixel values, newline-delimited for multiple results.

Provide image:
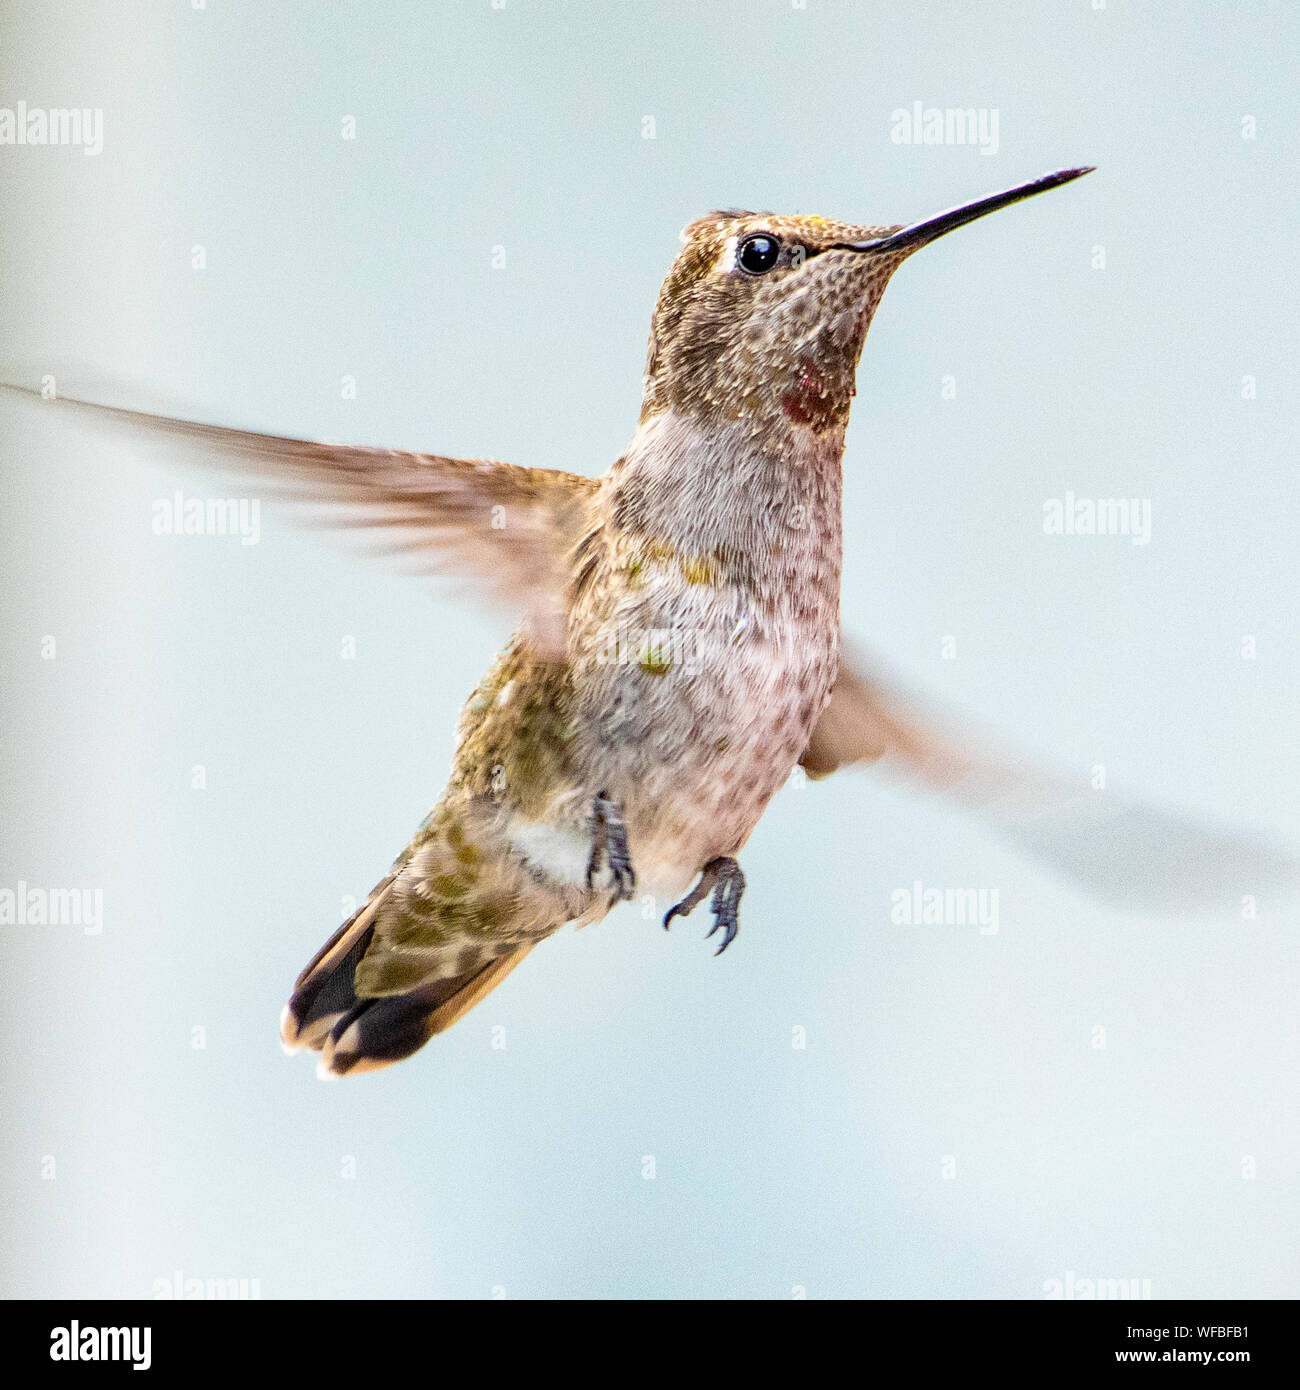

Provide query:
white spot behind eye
left=714, top=235, right=739, bottom=274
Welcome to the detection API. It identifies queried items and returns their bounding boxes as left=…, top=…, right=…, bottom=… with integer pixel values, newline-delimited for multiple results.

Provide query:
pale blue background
left=1, top=0, right=1296, bottom=1299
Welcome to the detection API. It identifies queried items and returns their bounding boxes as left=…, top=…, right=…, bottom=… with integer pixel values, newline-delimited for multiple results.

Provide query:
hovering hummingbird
left=7, top=167, right=1293, bottom=1077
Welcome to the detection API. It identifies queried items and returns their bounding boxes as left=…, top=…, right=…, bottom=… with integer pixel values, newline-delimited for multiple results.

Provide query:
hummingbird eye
left=737, top=234, right=780, bottom=275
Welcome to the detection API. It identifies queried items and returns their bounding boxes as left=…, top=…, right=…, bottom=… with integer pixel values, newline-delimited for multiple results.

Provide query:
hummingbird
left=7, top=167, right=1293, bottom=1077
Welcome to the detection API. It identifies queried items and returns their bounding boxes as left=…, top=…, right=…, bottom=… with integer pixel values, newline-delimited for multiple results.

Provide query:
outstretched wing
left=2, top=383, right=598, bottom=657
left=802, top=645, right=1298, bottom=912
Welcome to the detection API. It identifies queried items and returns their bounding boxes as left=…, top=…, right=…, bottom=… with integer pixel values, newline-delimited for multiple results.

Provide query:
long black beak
left=840, top=166, right=1095, bottom=256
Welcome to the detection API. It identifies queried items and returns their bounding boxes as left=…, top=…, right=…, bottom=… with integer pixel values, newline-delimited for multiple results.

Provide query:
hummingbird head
left=640, top=167, right=1094, bottom=436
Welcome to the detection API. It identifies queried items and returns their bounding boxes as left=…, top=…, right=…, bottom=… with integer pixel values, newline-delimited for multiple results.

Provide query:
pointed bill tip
left=1048, top=164, right=1097, bottom=183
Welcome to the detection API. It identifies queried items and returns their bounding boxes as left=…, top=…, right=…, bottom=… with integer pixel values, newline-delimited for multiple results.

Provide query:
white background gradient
left=1, top=1, right=1296, bottom=1298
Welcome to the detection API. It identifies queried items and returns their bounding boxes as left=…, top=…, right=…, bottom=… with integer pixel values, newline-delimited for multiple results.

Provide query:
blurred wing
left=2, top=384, right=598, bottom=657
left=802, top=645, right=1299, bottom=912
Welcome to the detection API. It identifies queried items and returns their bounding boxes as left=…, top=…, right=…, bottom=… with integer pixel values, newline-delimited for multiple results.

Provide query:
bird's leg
left=586, top=792, right=636, bottom=901
left=663, top=857, right=746, bottom=955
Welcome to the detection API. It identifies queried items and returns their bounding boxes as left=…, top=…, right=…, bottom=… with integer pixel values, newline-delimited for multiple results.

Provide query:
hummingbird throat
left=781, top=353, right=857, bottom=432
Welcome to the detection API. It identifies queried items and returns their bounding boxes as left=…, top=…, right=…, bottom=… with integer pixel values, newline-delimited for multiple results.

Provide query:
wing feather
left=3, top=383, right=597, bottom=656
left=802, top=644, right=1299, bottom=912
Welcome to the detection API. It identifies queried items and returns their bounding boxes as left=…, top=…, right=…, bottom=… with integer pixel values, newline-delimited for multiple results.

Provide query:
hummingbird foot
left=586, top=792, right=636, bottom=901
left=662, top=857, right=746, bottom=956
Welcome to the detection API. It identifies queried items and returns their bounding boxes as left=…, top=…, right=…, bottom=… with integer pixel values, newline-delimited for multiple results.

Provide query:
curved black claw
left=662, top=856, right=745, bottom=955
left=704, top=864, right=745, bottom=955
left=662, top=876, right=710, bottom=930
left=587, top=792, right=637, bottom=902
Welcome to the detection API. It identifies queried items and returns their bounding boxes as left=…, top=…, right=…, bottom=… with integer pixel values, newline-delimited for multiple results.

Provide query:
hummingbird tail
left=316, top=945, right=534, bottom=1078
left=279, top=892, right=385, bottom=1055
left=279, top=884, right=537, bottom=1077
